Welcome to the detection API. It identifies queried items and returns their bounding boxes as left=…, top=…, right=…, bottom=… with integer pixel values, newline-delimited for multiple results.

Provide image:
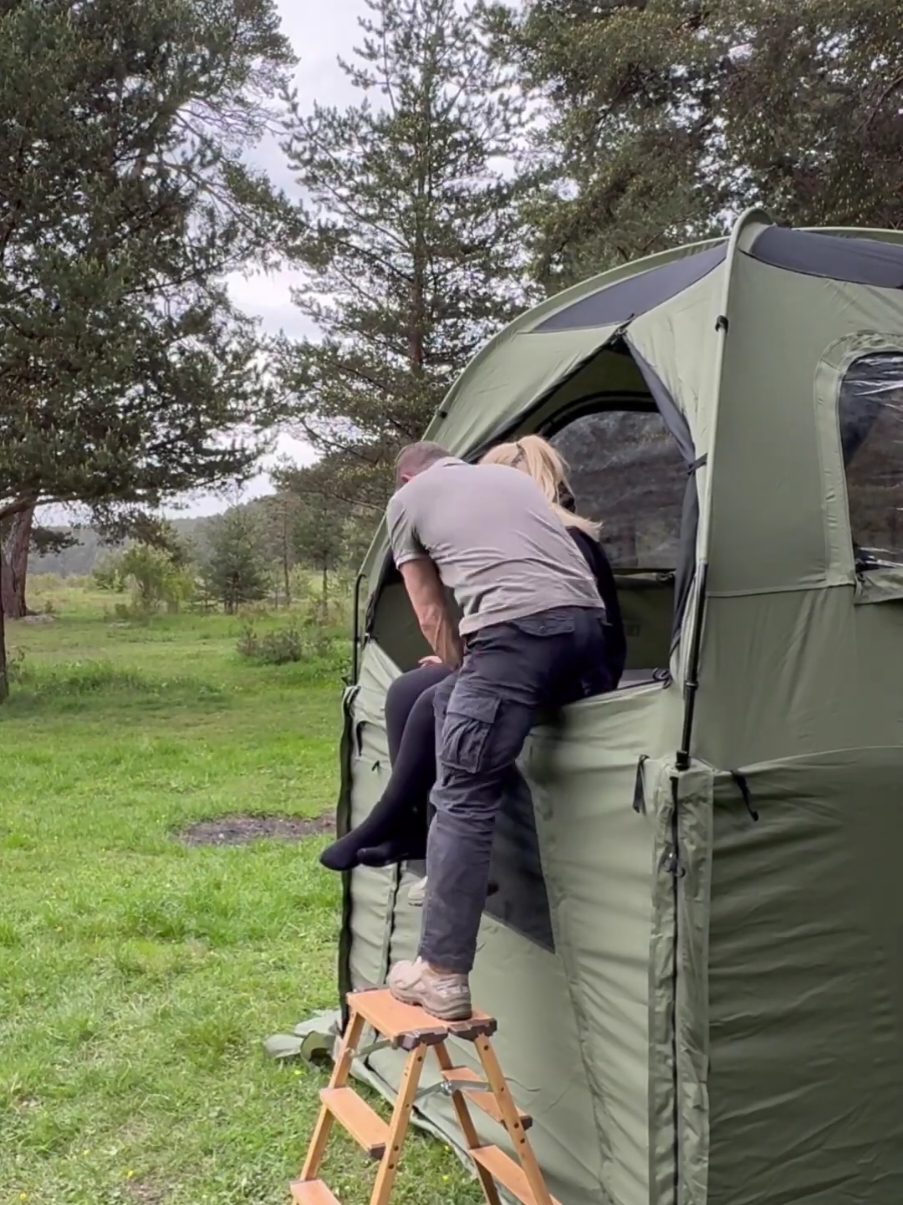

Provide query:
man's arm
left=400, top=560, right=463, bottom=668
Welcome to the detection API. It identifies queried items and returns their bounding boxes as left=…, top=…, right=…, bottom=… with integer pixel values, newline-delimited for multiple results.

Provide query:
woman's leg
left=356, top=675, right=447, bottom=866
left=319, top=664, right=450, bottom=871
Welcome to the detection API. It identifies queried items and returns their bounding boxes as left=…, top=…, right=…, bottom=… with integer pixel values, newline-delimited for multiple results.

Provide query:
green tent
left=329, top=209, right=903, bottom=1205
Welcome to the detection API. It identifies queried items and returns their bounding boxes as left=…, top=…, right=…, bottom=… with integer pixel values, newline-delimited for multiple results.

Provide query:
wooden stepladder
left=292, top=988, right=560, bottom=1205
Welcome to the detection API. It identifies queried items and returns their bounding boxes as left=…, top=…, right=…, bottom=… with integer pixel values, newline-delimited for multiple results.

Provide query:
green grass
left=0, top=590, right=478, bottom=1205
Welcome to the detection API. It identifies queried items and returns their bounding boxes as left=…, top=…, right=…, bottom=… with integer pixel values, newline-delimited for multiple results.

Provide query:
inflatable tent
left=328, top=209, right=903, bottom=1205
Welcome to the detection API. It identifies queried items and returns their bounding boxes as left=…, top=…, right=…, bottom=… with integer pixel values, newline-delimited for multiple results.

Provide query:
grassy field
left=0, top=581, right=477, bottom=1205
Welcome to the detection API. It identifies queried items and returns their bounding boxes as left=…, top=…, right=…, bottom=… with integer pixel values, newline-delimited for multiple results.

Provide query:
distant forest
left=30, top=515, right=215, bottom=578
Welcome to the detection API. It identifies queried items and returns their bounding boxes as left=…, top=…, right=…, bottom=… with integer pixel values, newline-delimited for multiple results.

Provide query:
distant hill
left=30, top=515, right=217, bottom=578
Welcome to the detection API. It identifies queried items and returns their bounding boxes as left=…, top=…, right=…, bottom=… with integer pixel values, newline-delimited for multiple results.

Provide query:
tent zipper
left=668, top=773, right=684, bottom=1205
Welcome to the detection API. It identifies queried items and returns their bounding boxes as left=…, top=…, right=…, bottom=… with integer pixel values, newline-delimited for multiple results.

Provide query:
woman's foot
left=319, top=831, right=366, bottom=872
left=320, top=825, right=426, bottom=873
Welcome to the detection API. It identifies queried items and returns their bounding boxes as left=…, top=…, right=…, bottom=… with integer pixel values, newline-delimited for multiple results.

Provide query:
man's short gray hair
left=394, top=441, right=448, bottom=488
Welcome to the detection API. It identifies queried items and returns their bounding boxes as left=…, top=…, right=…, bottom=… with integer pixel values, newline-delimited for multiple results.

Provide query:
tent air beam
left=675, top=562, right=708, bottom=772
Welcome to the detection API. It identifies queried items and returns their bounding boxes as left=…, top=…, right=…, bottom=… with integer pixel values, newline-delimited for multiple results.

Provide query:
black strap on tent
left=730, top=771, right=758, bottom=821
left=632, top=755, right=649, bottom=814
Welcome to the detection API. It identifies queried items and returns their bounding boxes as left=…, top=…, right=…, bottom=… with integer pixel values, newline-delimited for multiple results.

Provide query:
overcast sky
left=172, top=0, right=368, bottom=517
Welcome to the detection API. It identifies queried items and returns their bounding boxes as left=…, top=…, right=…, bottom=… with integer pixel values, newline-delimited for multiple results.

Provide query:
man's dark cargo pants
left=418, top=605, right=612, bottom=974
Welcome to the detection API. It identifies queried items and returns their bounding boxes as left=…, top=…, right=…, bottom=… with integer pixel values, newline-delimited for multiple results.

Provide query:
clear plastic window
left=550, top=410, right=687, bottom=569
left=840, top=354, right=903, bottom=569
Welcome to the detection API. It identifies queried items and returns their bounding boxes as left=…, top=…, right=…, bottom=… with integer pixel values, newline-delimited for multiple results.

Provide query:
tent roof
left=359, top=215, right=903, bottom=583
left=532, top=244, right=728, bottom=333
left=748, top=225, right=903, bottom=286
left=530, top=225, right=903, bottom=335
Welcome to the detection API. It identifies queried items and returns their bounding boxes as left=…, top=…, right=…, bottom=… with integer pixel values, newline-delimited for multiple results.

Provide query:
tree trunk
left=1, top=504, right=35, bottom=619
left=0, top=559, right=8, bottom=703
left=282, top=509, right=291, bottom=606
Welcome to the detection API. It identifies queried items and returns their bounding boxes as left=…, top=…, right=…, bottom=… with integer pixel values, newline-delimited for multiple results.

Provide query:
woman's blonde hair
left=480, top=434, right=600, bottom=536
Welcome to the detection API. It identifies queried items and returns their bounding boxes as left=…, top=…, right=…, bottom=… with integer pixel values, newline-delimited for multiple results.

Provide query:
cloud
left=229, top=268, right=314, bottom=341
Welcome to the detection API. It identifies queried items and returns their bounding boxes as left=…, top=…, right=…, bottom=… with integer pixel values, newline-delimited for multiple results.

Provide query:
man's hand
left=419, top=655, right=443, bottom=666
left=399, top=560, right=463, bottom=668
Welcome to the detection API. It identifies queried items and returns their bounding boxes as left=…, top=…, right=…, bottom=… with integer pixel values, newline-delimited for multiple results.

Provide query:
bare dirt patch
left=126, top=1180, right=165, bottom=1205
left=177, top=813, right=335, bottom=846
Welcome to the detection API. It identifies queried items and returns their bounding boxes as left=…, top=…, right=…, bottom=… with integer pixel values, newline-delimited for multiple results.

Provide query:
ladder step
left=441, top=1066, right=533, bottom=1131
left=349, top=989, right=496, bottom=1047
left=471, top=1145, right=561, bottom=1205
left=290, top=1180, right=341, bottom=1205
left=320, top=1087, right=389, bottom=1158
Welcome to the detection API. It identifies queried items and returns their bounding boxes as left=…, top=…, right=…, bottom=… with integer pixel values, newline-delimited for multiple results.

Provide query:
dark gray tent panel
left=292, top=210, right=903, bottom=1205
left=749, top=224, right=903, bottom=286
left=535, top=245, right=727, bottom=332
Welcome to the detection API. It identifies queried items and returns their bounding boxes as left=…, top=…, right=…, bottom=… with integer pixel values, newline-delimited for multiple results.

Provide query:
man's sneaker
left=408, top=875, right=428, bottom=907
left=387, top=958, right=472, bottom=1021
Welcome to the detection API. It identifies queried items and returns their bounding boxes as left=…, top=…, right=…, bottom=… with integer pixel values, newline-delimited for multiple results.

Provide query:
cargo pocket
left=440, top=689, right=500, bottom=773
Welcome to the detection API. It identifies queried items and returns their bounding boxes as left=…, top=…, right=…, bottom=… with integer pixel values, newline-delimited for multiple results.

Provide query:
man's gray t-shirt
left=386, top=457, right=605, bottom=635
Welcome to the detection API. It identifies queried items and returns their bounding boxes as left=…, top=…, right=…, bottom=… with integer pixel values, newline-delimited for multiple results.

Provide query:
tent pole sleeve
left=676, top=563, right=708, bottom=772
left=352, top=571, right=367, bottom=681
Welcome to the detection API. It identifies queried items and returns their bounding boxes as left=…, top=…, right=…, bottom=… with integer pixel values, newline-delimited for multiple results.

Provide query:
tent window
left=551, top=410, right=687, bottom=569
left=840, top=353, right=903, bottom=569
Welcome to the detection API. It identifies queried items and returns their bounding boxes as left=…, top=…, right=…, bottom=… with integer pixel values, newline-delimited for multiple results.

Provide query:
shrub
left=236, top=622, right=351, bottom=677
left=236, top=624, right=303, bottom=665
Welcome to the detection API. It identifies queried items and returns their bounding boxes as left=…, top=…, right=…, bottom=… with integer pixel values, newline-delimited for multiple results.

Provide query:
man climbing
left=384, top=441, right=612, bottom=1019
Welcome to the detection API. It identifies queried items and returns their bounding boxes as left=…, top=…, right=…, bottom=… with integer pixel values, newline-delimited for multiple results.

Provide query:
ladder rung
left=349, top=989, right=496, bottom=1047
left=320, top=1087, right=389, bottom=1158
left=441, top=1067, right=533, bottom=1131
left=290, top=1180, right=341, bottom=1205
left=471, top=1145, right=561, bottom=1205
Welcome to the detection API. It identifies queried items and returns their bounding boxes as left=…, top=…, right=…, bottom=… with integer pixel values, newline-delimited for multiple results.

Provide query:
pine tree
left=257, top=489, right=303, bottom=607
left=0, top=0, right=297, bottom=683
left=278, top=0, right=536, bottom=509
left=201, top=508, right=270, bottom=613
left=291, top=491, right=349, bottom=612
left=0, top=0, right=296, bottom=540
left=495, top=0, right=903, bottom=290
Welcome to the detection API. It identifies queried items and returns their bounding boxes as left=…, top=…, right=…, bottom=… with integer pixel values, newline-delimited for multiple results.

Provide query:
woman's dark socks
left=319, top=830, right=368, bottom=872
left=319, top=819, right=426, bottom=873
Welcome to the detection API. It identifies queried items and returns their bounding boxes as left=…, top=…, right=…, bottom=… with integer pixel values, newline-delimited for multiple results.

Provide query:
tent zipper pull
left=664, top=849, right=686, bottom=878
left=633, top=755, right=649, bottom=814
left=731, top=771, right=758, bottom=821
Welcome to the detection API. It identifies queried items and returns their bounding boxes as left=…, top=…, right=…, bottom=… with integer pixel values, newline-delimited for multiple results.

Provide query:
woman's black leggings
left=319, top=663, right=451, bottom=872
